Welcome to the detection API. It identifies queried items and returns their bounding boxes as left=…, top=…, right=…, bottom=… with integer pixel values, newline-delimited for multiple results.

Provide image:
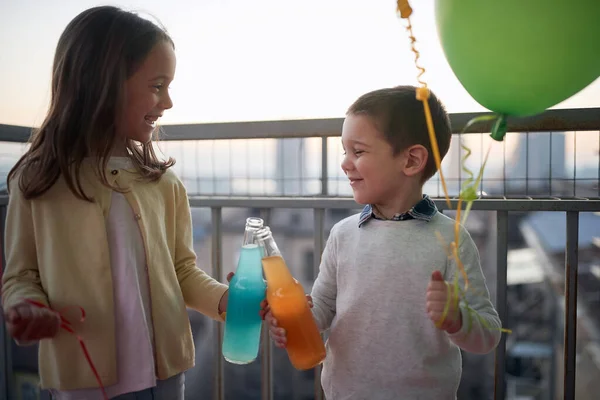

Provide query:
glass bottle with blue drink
left=222, top=217, right=267, bottom=364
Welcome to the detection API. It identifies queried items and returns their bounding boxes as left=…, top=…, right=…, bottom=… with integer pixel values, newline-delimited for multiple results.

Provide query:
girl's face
left=117, top=40, right=176, bottom=145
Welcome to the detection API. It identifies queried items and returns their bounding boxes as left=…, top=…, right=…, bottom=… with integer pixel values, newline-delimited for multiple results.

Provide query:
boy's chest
left=334, top=231, right=450, bottom=305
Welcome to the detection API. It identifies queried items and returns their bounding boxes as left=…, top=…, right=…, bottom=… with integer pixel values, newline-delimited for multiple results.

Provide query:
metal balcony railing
left=1, top=107, right=599, bottom=400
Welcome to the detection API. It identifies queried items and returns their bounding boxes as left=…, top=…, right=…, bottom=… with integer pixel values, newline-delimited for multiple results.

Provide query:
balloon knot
left=490, top=114, right=508, bottom=142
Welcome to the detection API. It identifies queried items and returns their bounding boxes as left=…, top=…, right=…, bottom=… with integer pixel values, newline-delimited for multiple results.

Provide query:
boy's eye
left=342, top=150, right=364, bottom=156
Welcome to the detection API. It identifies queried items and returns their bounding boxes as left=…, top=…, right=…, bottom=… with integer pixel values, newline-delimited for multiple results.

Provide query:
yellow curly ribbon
left=397, top=0, right=451, bottom=209
left=397, top=0, right=510, bottom=334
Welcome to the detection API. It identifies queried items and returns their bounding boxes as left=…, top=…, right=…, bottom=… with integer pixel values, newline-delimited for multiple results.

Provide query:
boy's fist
left=426, top=271, right=462, bottom=334
left=259, top=295, right=313, bottom=349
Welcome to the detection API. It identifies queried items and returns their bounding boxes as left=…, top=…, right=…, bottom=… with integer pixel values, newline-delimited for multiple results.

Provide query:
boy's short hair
left=347, top=85, right=452, bottom=182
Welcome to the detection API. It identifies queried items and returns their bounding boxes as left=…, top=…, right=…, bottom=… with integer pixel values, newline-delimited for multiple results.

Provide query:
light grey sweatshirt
left=311, top=211, right=501, bottom=400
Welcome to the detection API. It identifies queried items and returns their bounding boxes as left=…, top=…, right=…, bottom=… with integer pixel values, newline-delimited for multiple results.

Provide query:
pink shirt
left=52, top=157, right=156, bottom=399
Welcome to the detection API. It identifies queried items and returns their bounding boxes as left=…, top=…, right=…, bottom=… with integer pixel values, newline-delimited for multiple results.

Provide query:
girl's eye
left=354, top=150, right=364, bottom=156
left=153, top=84, right=163, bottom=90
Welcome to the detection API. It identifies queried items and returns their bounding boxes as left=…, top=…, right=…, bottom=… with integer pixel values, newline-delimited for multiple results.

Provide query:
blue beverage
left=222, top=243, right=267, bottom=364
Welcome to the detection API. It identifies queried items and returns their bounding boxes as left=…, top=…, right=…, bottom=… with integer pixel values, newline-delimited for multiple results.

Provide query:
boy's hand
left=5, top=301, right=61, bottom=343
left=426, top=271, right=462, bottom=334
left=259, top=295, right=313, bottom=348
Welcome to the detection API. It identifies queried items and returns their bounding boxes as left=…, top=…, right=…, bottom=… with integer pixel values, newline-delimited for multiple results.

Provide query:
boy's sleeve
left=310, top=225, right=338, bottom=332
left=445, top=227, right=502, bottom=354
left=2, top=179, right=49, bottom=313
left=173, top=181, right=228, bottom=321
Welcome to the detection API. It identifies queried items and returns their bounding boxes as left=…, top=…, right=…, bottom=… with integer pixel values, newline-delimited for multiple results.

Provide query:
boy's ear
left=403, top=145, right=428, bottom=178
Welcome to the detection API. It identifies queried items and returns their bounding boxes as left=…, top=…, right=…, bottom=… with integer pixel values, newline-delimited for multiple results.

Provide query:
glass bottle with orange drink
left=256, top=227, right=326, bottom=370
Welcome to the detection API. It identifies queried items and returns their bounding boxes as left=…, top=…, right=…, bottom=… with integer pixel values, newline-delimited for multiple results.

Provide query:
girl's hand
left=5, top=301, right=61, bottom=343
left=426, top=271, right=462, bottom=334
left=218, top=272, right=236, bottom=315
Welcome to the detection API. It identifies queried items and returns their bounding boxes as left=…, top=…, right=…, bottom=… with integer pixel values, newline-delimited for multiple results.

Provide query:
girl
left=2, top=6, right=229, bottom=399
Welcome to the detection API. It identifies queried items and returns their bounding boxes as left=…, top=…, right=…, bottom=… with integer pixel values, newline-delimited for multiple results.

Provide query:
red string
left=24, top=299, right=108, bottom=400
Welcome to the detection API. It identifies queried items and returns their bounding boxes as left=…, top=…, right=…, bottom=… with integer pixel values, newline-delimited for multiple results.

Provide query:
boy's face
left=341, top=114, right=407, bottom=206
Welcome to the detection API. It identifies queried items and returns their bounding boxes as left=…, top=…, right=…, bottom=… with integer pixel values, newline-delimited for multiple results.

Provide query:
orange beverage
left=257, top=229, right=326, bottom=370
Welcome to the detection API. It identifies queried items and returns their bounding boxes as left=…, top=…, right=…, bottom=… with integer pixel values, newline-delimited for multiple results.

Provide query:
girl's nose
left=161, top=92, right=173, bottom=110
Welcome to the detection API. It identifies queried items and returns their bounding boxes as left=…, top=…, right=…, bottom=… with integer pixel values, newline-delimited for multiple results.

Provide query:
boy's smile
left=348, top=177, right=363, bottom=186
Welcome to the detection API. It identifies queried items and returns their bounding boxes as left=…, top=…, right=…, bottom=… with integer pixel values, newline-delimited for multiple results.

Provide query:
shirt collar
left=358, top=194, right=437, bottom=227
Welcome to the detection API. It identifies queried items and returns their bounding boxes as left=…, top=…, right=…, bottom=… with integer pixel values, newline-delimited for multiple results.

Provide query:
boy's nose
left=341, top=155, right=354, bottom=172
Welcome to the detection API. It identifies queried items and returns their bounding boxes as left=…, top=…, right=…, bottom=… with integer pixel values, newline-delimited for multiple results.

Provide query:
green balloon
left=435, top=0, right=600, bottom=116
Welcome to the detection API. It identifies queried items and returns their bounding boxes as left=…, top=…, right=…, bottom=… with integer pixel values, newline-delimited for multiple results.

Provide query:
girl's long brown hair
left=8, top=6, right=175, bottom=201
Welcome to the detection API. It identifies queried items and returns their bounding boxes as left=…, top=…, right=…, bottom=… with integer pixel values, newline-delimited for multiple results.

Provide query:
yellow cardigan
left=2, top=161, right=228, bottom=390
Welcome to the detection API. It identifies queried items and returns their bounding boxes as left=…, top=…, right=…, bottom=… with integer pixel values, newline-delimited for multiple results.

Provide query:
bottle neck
left=242, top=229, right=259, bottom=246
left=257, top=228, right=296, bottom=286
left=242, top=217, right=264, bottom=246
left=257, top=230, right=281, bottom=257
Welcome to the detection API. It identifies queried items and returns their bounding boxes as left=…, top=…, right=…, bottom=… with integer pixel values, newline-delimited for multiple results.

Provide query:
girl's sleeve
left=2, top=179, right=49, bottom=312
left=172, top=181, right=228, bottom=321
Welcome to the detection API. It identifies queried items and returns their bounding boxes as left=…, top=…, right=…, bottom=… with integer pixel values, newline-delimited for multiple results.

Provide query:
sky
left=1, top=0, right=599, bottom=128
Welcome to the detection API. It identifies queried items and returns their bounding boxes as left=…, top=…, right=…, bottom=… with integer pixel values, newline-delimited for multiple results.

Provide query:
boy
left=263, top=86, right=501, bottom=399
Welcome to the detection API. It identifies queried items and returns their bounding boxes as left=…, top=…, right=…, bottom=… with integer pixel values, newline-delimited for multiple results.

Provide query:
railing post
left=1, top=204, right=13, bottom=400
left=260, top=208, right=273, bottom=400
left=313, top=208, right=326, bottom=400
left=549, top=285, right=559, bottom=400
left=494, top=211, right=508, bottom=400
left=321, top=137, right=328, bottom=196
left=212, top=207, right=224, bottom=400
left=564, top=211, right=579, bottom=400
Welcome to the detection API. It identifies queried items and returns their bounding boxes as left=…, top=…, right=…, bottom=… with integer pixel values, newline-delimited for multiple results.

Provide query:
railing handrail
left=186, top=196, right=600, bottom=211
left=1, top=195, right=600, bottom=211
left=1, top=108, right=599, bottom=142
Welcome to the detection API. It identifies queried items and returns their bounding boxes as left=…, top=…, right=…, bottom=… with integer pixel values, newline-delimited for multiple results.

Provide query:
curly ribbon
left=24, top=299, right=108, bottom=400
left=397, top=1, right=451, bottom=209
left=397, top=0, right=510, bottom=334
left=458, top=115, right=496, bottom=225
